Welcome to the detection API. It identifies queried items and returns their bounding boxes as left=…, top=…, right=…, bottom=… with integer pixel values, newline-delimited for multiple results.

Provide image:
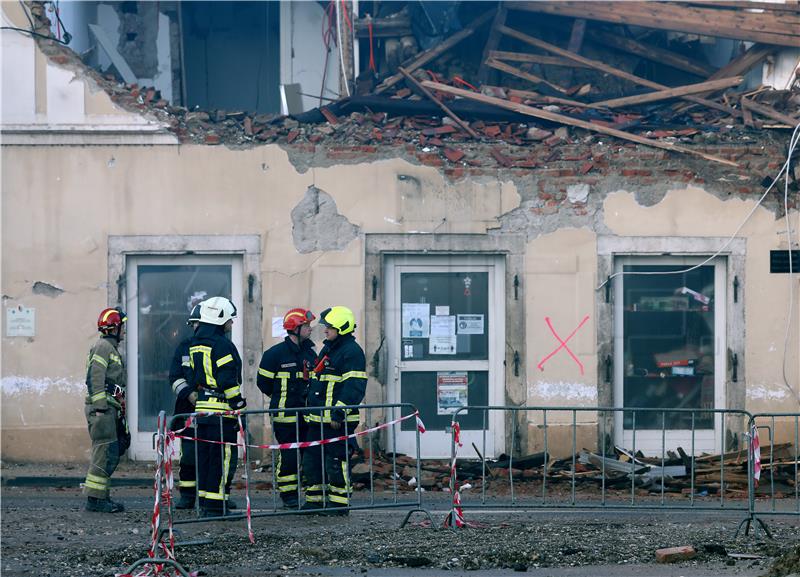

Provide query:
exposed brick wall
left=282, top=137, right=794, bottom=215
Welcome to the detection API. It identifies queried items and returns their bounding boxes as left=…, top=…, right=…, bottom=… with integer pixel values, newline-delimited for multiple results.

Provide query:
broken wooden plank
left=398, top=67, right=480, bottom=139
left=696, top=44, right=775, bottom=99
left=490, top=50, right=590, bottom=69
left=567, top=18, right=587, bottom=54
left=592, top=76, right=744, bottom=109
left=485, top=57, right=569, bottom=94
left=586, top=27, right=716, bottom=78
left=375, top=9, right=494, bottom=94
left=354, top=15, right=412, bottom=38
left=421, top=80, right=739, bottom=167
left=741, top=98, right=799, bottom=127
left=511, top=1, right=800, bottom=47
left=502, top=87, right=594, bottom=108
left=477, top=5, right=508, bottom=85
left=498, top=25, right=742, bottom=118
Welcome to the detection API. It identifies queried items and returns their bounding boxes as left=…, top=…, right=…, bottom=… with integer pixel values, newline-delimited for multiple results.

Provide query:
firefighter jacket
left=169, top=335, right=196, bottom=422
left=305, top=333, right=367, bottom=424
left=256, top=336, right=317, bottom=423
left=189, top=323, right=245, bottom=419
left=85, top=335, right=126, bottom=411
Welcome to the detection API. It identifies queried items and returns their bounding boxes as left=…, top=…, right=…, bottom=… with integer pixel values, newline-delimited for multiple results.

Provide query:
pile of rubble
left=251, top=441, right=798, bottom=497
left=26, top=1, right=800, bottom=171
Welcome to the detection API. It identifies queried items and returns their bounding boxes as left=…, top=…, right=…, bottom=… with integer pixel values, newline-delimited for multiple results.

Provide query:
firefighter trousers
left=197, top=418, right=238, bottom=512
left=272, top=421, right=306, bottom=503
left=178, top=436, right=197, bottom=499
left=301, top=422, right=351, bottom=507
left=83, top=405, right=123, bottom=500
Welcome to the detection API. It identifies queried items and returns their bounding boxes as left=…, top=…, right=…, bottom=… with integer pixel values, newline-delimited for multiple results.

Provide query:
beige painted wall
left=603, top=188, right=800, bottom=415
left=0, top=144, right=519, bottom=461
left=3, top=146, right=799, bottom=461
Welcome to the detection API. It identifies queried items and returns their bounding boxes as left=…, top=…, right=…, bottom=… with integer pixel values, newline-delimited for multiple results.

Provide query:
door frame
left=125, top=255, right=244, bottom=460
left=108, top=234, right=262, bottom=461
left=612, top=255, right=727, bottom=455
left=384, top=254, right=506, bottom=459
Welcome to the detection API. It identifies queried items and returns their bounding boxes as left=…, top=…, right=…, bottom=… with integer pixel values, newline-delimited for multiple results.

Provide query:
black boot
left=281, top=496, right=299, bottom=509
left=86, top=496, right=124, bottom=513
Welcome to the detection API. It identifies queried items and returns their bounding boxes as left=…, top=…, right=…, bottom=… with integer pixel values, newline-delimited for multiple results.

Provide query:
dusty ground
left=2, top=462, right=798, bottom=577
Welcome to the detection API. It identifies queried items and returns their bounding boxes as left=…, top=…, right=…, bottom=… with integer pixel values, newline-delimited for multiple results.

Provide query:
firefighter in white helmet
left=189, top=296, right=246, bottom=517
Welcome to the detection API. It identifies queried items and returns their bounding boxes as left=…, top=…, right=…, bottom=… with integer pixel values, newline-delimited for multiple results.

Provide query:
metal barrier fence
left=749, top=412, right=800, bottom=532
left=159, top=402, right=429, bottom=523
left=127, top=403, right=431, bottom=575
left=447, top=406, right=760, bottom=527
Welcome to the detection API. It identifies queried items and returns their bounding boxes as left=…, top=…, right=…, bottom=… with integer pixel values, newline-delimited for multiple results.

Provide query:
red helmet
left=283, top=308, right=315, bottom=332
left=98, top=307, right=127, bottom=333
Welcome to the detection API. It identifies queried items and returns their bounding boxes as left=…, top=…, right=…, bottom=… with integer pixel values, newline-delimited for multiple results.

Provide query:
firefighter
left=256, top=308, right=317, bottom=508
left=169, top=303, right=202, bottom=510
left=190, top=296, right=246, bottom=517
left=302, top=306, right=367, bottom=514
left=84, top=307, right=130, bottom=513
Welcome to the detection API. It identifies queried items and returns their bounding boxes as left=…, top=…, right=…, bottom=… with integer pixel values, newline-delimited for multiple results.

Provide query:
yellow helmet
left=319, top=306, right=356, bottom=335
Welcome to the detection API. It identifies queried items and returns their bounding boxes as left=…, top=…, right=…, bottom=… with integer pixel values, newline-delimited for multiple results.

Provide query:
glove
left=188, top=391, right=198, bottom=406
left=230, top=396, right=247, bottom=410
left=331, top=408, right=346, bottom=423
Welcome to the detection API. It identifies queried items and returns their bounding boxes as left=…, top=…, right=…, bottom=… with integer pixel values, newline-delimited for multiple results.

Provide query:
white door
left=613, top=256, right=726, bottom=455
left=125, top=255, right=244, bottom=460
left=385, top=255, right=505, bottom=459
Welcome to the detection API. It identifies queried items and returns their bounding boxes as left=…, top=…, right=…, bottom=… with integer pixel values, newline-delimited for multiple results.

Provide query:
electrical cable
left=18, top=0, right=34, bottom=30
left=780, top=124, right=800, bottom=404
left=597, top=123, right=800, bottom=291
left=334, top=0, right=350, bottom=97
left=0, top=25, right=68, bottom=44
left=597, top=123, right=800, bottom=405
left=3, top=0, right=70, bottom=45
left=367, top=18, right=376, bottom=74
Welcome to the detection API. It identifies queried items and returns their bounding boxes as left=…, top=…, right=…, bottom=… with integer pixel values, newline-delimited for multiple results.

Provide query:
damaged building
left=1, top=0, right=799, bottom=464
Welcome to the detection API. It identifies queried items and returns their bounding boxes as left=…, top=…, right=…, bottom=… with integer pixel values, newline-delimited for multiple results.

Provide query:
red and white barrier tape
left=237, top=413, right=255, bottom=544
left=133, top=409, right=427, bottom=572
left=118, top=415, right=189, bottom=577
left=172, top=410, right=426, bottom=451
left=444, top=421, right=465, bottom=528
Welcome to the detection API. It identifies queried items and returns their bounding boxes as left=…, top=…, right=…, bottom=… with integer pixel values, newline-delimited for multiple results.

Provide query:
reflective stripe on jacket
left=85, top=335, right=126, bottom=410
left=305, top=334, right=367, bottom=424
left=189, top=323, right=243, bottom=420
left=256, top=336, right=317, bottom=423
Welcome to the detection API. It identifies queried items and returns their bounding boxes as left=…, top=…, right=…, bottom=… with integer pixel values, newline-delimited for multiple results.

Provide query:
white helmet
left=199, top=297, right=237, bottom=326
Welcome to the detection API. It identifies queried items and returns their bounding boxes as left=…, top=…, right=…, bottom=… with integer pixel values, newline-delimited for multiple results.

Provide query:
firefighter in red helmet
left=256, top=308, right=317, bottom=508
left=84, top=307, right=130, bottom=513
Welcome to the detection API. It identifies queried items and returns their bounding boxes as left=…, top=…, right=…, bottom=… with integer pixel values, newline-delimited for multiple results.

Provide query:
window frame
left=597, top=236, right=746, bottom=455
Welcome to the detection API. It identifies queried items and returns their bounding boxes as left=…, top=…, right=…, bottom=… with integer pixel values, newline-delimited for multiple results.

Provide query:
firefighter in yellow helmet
left=84, top=307, right=130, bottom=513
left=302, top=306, right=367, bottom=515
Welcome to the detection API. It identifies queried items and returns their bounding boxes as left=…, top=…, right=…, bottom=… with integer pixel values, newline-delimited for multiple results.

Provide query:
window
left=613, top=256, right=727, bottom=454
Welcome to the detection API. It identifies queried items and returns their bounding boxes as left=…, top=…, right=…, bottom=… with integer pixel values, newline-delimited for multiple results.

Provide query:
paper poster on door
left=457, top=314, right=484, bottom=335
left=271, top=316, right=286, bottom=338
left=430, top=335, right=457, bottom=354
left=402, top=303, right=430, bottom=338
left=430, top=315, right=455, bottom=337
left=437, top=371, right=468, bottom=415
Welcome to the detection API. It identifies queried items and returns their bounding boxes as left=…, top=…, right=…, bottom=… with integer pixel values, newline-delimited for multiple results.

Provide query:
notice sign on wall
left=437, top=371, right=468, bottom=415
left=457, top=313, right=484, bottom=335
left=6, top=306, right=35, bottom=337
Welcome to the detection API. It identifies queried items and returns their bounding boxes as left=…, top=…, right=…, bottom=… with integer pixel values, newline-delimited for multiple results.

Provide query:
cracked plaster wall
left=2, top=142, right=798, bottom=459
left=2, top=136, right=798, bottom=458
